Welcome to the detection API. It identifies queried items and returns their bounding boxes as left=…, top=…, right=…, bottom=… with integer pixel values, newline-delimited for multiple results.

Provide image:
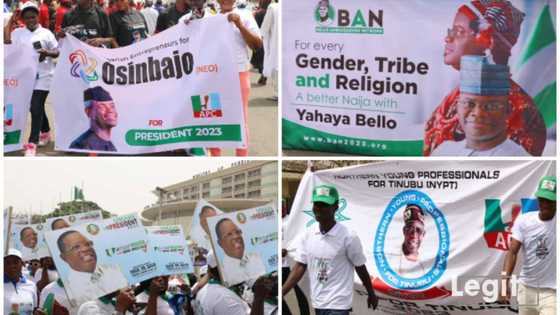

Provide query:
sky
left=4, top=159, right=239, bottom=216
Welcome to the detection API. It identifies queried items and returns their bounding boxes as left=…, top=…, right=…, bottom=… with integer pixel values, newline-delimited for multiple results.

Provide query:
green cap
left=535, top=176, right=556, bottom=201
left=312, top=185, right=339, bottom=205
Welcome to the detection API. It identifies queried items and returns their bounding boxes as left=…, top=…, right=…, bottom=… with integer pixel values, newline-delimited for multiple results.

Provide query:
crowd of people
left=3, top=0, right=279, bottom=156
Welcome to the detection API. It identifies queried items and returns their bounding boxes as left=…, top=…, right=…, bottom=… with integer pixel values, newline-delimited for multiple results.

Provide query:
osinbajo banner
left=4, top=43, right=37, bottom=153
left=51, top=15, right=245, bottom=154
left=282, top=0, right=556, bottom=156
left=286, top=161, right=555, bottom=314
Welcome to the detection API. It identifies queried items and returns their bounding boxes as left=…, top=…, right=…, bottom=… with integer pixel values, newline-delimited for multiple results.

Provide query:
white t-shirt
left=135, top=291, right=175, bottom=315
left=33, top=268, right=59, bottom=284
left=4, top=276, right=37, bottom=315
left=294, top=223, right=367, bottom=310
left=222, top=252, right=266, bottom=286
left=140, top=6, right=158, bottom=35
left=198, top=282, right=251, bottom=315
left=11, top=25, right=58, bottom=91
left=220, top=8, right=261, bottom=72
left=511, top=211, right=556, bottom=289
left=77, top=299, right=132, bottom=315
left=39, top=280, right=79, bottom=314
left=431, top=138, right=530, bottom=156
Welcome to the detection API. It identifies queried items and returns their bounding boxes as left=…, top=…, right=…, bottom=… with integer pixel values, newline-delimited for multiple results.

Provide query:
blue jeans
left=315, top=309, right=351, bottom=315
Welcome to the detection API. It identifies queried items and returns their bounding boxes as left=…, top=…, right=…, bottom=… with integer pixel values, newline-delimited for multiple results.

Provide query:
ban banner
left=4, top=43, right=37, bottom=152
left=44, top=210, right=103, bottom=230
left=146, top=225, right=194, bottom=276
left=44, top=214, right=155, bottom=305
left=207, top=203, right=278, bottom=287
left=286, top=161, right=554, bottom=314
left=282, top=0, right=556, bottom=156
left=51, top=15, right=245, bottom=154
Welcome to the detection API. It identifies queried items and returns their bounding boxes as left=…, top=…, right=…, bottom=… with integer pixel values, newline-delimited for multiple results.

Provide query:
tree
left=40, top=200, right=112, bottom=221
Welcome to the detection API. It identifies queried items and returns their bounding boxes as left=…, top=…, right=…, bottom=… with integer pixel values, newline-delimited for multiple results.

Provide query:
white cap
left=5, top=248, right=23, bottom=260
left=20, top=1, right=39, bottom=14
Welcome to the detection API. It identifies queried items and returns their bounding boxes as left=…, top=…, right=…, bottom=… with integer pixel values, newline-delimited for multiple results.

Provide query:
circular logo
left=373, top=190, right=450, bottom=290
left=314, top=1, right=335, bottom=26
left=237, top=213, right=247, bottom=224
left=86, top=224, right=100, bottom=236
left=69, top=215, right=76, bottom=223
left=36, top=224, right=43, bottom=231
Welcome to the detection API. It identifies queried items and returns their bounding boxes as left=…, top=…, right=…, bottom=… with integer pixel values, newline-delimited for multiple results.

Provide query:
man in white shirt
left=215, top=218, right=266, bottom=286
left=499, top=176, right=556, bottom=315
left=57, top=230, right=128, bottom=305
left=282, top=185, right=378, bottom=315
left=4, top=249, right=38, bottom=315
left=140, top=0, right=159, bottom=34
left=431, top=55, right=530, bottom=157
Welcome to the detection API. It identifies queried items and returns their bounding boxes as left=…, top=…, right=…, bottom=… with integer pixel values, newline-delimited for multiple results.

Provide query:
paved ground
left=6, top=70, right=278, bottom=157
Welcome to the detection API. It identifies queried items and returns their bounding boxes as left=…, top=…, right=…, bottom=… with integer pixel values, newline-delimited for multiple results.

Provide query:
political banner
left=146, top=225, right=194, bottom=276
left=51, top=15, right=245, bottom=154
left=4, top=207, right=13, bottom=255
left=44, top=210, right=103, bottom=231
left=286, top=160, right=555, bottom=314
left=282, top=0, right=556, bottom=156
left=190, top=199, right=224, bottom=254
left=13, top=223, right=50, bottom=260
left=4, top=43, right=38, bottom=152
left=44, top=213, right=156, bottom=306
left=207, top=203, right=278, bottom=287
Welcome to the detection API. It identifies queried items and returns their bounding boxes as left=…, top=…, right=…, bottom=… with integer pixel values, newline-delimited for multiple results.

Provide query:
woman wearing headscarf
left=424, top=0, right=546, bottom=156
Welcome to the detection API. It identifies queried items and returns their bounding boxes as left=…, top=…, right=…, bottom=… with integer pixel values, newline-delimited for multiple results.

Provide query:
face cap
left=312, top=185, right=339, bottom=206
left=535, top=176, right=556, bottom=201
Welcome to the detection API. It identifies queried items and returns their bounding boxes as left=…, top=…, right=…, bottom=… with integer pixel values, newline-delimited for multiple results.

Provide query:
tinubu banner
left=286, top=161, right=555, bottom=314
left=146, top=225, right=194, bottom=276
left=44, top=210, right=103, bottom=230
left=51, top=15, right=245, bottom=154
left=282, top=0, right=556, bottom=156
left=44, top=214, right=155, bottom=305
left=13, top=223, right=50, bottom=260
left=4, top=43, right=37, bottom=152
left=207, top=203, right=278, bottom=287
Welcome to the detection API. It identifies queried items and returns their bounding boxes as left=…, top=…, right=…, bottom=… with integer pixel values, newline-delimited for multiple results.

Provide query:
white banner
left=286, top=161, right=555, bottom=314
left=44, top=210, right=103, bottom=230
left=4, top=43, right=37, bottom=152
left=282, top=0, right=556, bottom=156
left=51, top=15, right=245, bottom=154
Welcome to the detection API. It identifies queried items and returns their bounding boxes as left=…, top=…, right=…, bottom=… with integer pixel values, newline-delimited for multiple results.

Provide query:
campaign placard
left=13, top=223, right=50, bottom=260
left=207, top=203, right=278, bottom=286
left=51, top=15, right=245, bottom=154
left=44, top=213, right=156, bottom=305
left=146, top=225, right=194, bottom=276
left=190, top=199, right=224, bottom=254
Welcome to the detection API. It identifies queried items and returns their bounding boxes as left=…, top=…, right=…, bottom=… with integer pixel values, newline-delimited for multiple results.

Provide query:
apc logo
left=191, top=93, right=223, bottom=118
left=70, top=50, right=99, bottom=83
left=4, top=104, right=13, bottom=127
left=483, top=198, right=538, bottom=251
left=314, top=0, right=384, bottom=35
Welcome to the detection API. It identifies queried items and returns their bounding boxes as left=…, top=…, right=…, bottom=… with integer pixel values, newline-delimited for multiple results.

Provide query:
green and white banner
left=286, top=161, right=555, bottom=314
left=282, top=0, right=556, bottom=156
left=4, top=43, right=37, bottom=153
left=51, top=15, right=245, bottom=154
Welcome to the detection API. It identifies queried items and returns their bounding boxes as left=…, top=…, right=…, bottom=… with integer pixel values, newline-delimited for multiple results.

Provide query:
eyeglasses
left=447, top=27, right=474, bottom=39
left=64, top=241, right=94, bottom=253
left=458, top=99, right=507, bottom=112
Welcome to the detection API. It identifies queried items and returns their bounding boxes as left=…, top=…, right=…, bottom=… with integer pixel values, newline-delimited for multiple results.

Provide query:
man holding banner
left=500, top=176, right=556, bottom=315
left=282, top=185, right=378, bottom=314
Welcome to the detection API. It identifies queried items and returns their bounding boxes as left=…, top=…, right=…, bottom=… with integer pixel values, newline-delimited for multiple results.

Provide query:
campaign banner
left=44, top=213, right=156, bottom=305
left=207, top=203, right=278, bottom=287
left=190, top=199, right=224, bottom=254
left=286, top=161, right=555, bottom=314
left=44, top=210, right=103, bottom=230
left=13, top=223, right=50, bottom=260
left=4, top=43, right=37, bottom=152
left=51, top=15, right=245, bottom=154
left=282, top=0, right=556, bottom=156
left=146, top=225, right=194, bottom=276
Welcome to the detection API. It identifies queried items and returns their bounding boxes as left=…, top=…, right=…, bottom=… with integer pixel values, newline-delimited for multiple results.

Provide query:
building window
left=202, top=182, right=210, bottom=190
left=222, top=187, right=232, bottom=194
left=248, top=190, right=261, bottom=198
left=161, top=211, right=177, bottom=219
left=222, top=177, right=232, bottom=185
left=202, top=191, right=210, bottom=198
left=234, top=183, right=245, bottom=192
left=234, top=173, right=246, bottom=182
left=234, top=192, right=245, bottom=198
left=248, top=169, right=261, bottom=178
left=248, top=179, right=261, bottom=188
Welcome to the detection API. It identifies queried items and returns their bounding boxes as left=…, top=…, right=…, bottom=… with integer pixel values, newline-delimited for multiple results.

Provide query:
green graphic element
left=125, top=124, right=241, bottom=146
left=315, top=26, right=384, bottom=34
left=304, top=198, right=350, bottom=227
left=4, top=130, right=21, bottom=145
left=483, top=199, right=508, bottom=233
left=282, top=119, right=423, bottom=156
left=192, top=95, right=203, bottom=112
